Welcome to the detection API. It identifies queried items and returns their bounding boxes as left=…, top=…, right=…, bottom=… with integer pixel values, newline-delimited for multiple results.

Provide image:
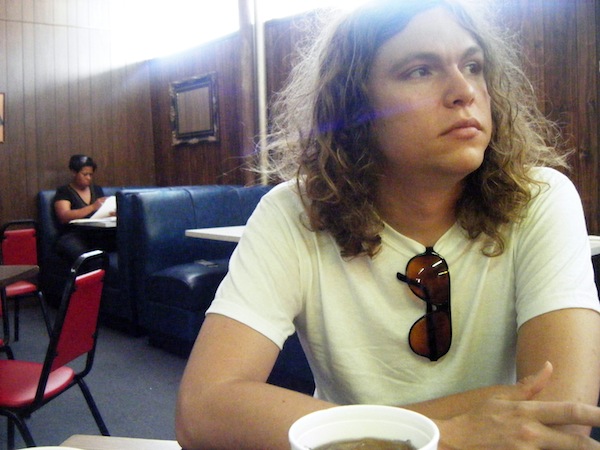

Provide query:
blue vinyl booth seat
left=132, top=185, right=314, bottom=394
left=37, top=184, right=315, bottom=395
left=131, top=185, right=268, bottom=348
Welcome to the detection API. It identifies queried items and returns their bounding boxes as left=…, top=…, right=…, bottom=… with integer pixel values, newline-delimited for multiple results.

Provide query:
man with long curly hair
left=176, top=1, right=600, bottom=448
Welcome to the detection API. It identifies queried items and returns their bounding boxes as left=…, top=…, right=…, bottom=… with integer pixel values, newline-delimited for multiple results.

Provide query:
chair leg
left=1, top=290, right=10, bottom=348
left=4, top=412, right=35, bottom=450
left=37, top=291, right=52, bottom=336
left=77, top=378, right=110, bottom=436
left=1, top=344, right=14, bottom=360
left=7, top=419, right=13, bottom=450
left=13, top=298, right=19, bottom=341
left=9, top=292, right=51, bottom=341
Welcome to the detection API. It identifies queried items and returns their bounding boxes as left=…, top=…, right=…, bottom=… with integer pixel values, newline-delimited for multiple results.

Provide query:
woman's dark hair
left=68, top=154, right=97, bottom=172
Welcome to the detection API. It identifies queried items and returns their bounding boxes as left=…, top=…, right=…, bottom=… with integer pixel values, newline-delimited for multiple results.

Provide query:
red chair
left=0, top=250, right=110, bottom=449
left=0, top=220, right=51, bottom=340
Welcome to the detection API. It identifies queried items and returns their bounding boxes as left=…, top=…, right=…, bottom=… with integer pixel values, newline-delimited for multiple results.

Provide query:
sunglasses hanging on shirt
left=396, top=247, right=452, bottom=361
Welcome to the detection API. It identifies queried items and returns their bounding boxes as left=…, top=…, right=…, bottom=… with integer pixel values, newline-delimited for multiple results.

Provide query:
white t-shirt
left=207, top=167, right=600, bottom=405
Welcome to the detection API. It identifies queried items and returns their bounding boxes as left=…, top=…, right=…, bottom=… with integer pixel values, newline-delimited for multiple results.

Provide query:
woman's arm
left=175, top=314, right=334, bottom=450
left=54, top=197, right=106, bottom=224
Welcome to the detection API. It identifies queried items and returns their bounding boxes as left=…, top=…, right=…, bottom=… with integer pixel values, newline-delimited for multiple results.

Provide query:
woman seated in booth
left=53, top=154, right=115, bottom=264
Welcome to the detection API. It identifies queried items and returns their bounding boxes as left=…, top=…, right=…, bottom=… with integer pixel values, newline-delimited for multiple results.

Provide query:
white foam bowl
left=289, top=405, right=439, bottom=449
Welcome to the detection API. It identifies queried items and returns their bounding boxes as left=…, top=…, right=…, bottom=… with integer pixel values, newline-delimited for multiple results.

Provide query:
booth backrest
left=127, top=185, right=271, bottom=317
left=114, top=186, right=195, bottom=323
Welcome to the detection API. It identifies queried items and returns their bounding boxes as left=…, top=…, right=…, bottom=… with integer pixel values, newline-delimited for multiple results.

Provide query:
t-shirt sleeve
left=515, top=168, right=600, bottom=327
left=207, top=185, right=308, bottom=349
left=53, top=185, right=71, bottom=203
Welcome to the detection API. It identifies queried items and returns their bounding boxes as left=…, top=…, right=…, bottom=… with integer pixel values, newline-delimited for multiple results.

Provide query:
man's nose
left=443, top=69, right=476, bottom=107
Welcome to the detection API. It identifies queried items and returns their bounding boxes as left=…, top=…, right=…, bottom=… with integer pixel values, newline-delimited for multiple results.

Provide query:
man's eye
left=465, top=61, right=483, bottom=75
left=405, top=67, right=431, bottom=79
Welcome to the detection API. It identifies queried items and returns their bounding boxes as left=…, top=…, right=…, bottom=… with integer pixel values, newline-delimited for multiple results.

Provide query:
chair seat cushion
left=0, top=360, right=74, bottom=408
left=147, top=259, right=229, bottom=311
left=5, top=280, right=38, bottom=297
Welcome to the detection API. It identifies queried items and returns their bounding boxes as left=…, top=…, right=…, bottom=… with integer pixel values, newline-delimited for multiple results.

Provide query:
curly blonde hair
left=262, top=0, right=569, bottom=258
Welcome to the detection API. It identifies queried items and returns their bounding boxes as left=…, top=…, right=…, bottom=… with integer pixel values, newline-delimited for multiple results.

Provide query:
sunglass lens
left=409, top=310, right=451, bottom=361
left=406, top=254, right=449, bottom=305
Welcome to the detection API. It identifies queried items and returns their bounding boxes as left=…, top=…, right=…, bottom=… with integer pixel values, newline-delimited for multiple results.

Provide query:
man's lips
left=441, top=118, right=482, bottom=136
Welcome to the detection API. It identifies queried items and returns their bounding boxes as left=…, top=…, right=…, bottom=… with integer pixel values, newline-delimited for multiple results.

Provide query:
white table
left=61, top=434, right=181, bottom=449
left=185, top=230, right=600, bottom=251
left=590, top=235, right=600, bottom=256
left=185, top=229, right=600, bottom=254
left=69, top=217, right=117, bottom=228
left=185, top=225, right=245, bottom=243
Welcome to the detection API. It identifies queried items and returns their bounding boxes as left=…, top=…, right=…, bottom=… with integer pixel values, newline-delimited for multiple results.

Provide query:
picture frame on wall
left=0, top=93, right=4, bottom=143
left=169, top=73, right=219, bottom=146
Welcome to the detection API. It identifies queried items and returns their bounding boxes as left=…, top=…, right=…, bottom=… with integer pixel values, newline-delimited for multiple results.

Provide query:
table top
left=185, top=230, right=600, bottom=254
left=185, top=225, right=244, bottom=243
left=61, top=434, right=181, bottom=450
left=0, top=265, right=38, bottom=288
left=590, top=235, right=600, bottom=256
left=69, top=217, right=117, bottom=228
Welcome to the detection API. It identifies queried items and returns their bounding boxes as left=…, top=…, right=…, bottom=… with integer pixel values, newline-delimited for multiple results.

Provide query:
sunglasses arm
left=396, top=272, right=432, bottom=301
left=396, top=272, right=417, bottom=286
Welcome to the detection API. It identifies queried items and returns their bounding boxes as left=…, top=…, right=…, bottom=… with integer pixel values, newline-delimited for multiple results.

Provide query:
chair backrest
left=36, top=250, right=107, bottom=402
left=0, top=220, right=38, bottom=266
left=52, top=269, right=104, bottom=369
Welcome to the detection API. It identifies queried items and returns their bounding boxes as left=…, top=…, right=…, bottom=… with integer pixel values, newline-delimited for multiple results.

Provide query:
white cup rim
left=289, top=405, right=440, bottom=450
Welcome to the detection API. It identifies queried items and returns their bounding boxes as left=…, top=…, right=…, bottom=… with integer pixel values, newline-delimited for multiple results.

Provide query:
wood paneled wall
left=0, top=0, right=155, bottom=224
left=148, top=34, right=249, bottom=187
left=0, top=0, right=598, bottom=236
left=498, top=0, right=599, bottom=233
